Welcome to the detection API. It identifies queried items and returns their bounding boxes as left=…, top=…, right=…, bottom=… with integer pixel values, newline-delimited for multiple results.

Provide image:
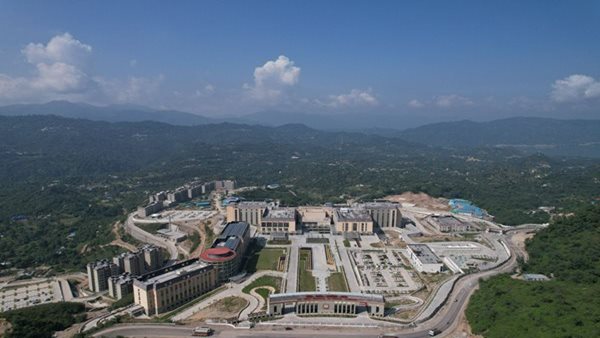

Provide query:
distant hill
left=398, top=117, right=600, bottom=158
left=0, top=101, right=215, bottom=126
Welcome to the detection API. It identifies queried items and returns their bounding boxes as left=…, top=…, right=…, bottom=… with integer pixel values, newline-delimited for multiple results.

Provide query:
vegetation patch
left=467, top=205, right=600, bottom=338
left=245, top=246, right=287, bottom=272
left=0, top=302, right=86, bottom=338
left=326, top=271, right=348, bottom=292
left=298, top=248, right=317, bottom=291
left=243, top=276, right=282, bottom=294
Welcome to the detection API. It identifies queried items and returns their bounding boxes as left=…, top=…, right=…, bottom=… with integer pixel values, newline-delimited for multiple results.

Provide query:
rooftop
left=237, top=201, right=268, bottom=208
left=358, top=201, right=400, bottom=210
left=408, top=244, right=442, bottom=264
left=199, top=247, right=237, bottom=263
left=263, top=207, right=296, bottom=221
left=136, top=260, right=211, bottom=286
left=219, top=222, right=250, bottom=240
left=335, top=208, right=372, bottom=222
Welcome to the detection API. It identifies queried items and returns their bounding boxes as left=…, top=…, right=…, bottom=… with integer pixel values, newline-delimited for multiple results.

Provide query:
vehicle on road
left=192, top=326, right=213, bottom=336
left=428, top=328, right=441, bottom=336
left=378, top=334, right=398, bottom=338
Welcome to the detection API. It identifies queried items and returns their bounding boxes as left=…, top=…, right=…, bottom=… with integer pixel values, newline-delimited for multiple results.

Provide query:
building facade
left=333, top=208, right=374, bottom=234
left=87, top=260, right=119, bottom=292
left=268, top=292, right=385, bottom=317
left=108, top=273, right=134, bottom=300
left=407, top=244, right=445, bottom=273
left=133, top=259, right=217, bottom=316
left=226, top=201, right=267, bottom=226
left=358, top=202, right=402, bottom=228
left=259, top=207, right=298, bottom=234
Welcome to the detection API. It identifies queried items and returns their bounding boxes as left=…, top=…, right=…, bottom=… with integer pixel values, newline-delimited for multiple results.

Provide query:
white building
left=407, top=244, right=445, bottom=273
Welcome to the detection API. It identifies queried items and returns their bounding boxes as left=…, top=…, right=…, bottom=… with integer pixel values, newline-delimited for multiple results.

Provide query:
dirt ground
left=385, top=192, right=450, bottom=211
left=511, top=231, right=535, bottom=263
left=382, top=229, right=407, bottom=248
left=0, top=318, right=12, bottom=337
left=185, top=296, right=248, bottom=322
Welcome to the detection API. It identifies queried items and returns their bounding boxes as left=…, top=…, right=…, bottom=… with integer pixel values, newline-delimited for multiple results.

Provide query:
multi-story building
left=112, top=245, right=163, bottom=276
left=202, top=181, right=215, bottom=194
left=133, top=259, right=217, bottom=316
left=87, top=260, right=119, bottom=292
left=108, top=273, right=134, bottom=300
left=226, top=201, right=267, bottom=226
left=358, top=201, right=402, bottom=228
left=137, top=201, right=164, bottom=218
left=298, top=206, right=333, bottom=233
left=333, top=208, right=374, bottom=234
left=142, top=244, right=163, bottom=271
left=215, top=180, right=236, bottom=192
left=167, top=188, right=188, bottom=203
left=113, top=251, right=146, bottom=276
left=259, top=207, right=298, bottom=234
left=429, top=215, right=475, bottom=232
left=199, top=222, right=250, bottom=282
left=407, top=244, right=445, bottom=273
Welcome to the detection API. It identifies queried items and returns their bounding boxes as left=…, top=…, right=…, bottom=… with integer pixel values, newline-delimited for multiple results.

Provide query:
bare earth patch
left=385, top=192, right=450, bottom=211
left=185, top=296, right=248, bottom=322
left=0, top=318, right=12, bottom=337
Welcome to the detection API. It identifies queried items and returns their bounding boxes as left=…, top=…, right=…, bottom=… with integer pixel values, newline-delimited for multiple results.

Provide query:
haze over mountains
left=1, top=101, right=599, bottom=158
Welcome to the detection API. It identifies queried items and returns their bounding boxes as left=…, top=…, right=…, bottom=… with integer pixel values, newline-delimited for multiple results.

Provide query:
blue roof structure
left=449, top=199, right=487, bottom=218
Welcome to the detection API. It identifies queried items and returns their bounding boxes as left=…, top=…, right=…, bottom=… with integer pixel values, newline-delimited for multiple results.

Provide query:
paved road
left=124, top=213, right=179, bottom=261
left=95, top=229, right=527, bottom=338
left=285, top=239, right=299, bottom=292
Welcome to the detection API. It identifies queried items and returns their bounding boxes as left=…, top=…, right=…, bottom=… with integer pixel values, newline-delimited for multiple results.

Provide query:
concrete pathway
left=172, top=271, right=284, bottom=322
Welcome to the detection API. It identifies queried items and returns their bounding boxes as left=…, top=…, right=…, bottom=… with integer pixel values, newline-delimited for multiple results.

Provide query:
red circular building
left=199, top=247, right=238, bottom=282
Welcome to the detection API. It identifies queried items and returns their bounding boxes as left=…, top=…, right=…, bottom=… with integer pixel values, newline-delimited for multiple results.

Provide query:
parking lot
left=0, top=279, right=63, bottom=311
left=349, top=249, right=420, bottom=295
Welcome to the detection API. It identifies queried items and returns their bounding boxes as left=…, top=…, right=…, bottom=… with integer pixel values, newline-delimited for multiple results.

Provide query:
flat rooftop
left=358, top=202, right=400, bottom=210
left=237, top=201, right=268, bottom=208
left=137, top=260, right=210, bottom=286
left=263, top=207, right=296, bottom=221
left=219, top=221, right=249, bottom=239
left=408, top=244, right=442, bottom=264
left=335, top=208, right=372, bottom=222
left=436, top=216, right=464, bottom=227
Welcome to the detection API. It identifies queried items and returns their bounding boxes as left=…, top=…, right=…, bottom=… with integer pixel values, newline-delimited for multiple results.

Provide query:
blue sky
left=0, top=0, right=599, bottom=121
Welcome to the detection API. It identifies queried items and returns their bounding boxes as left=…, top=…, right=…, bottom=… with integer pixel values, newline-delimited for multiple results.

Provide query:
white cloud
left=408, top=99, right=425, bottom=108
left=328, top=89, right=378, bottom=108
left=23, top=33, right=91, bottom=68
left=245, top=55, right=300, bottom=101
left=434, top=94, right=473, bottom=107
left=0, top=33, right=162, bottom=105
left=551, top=74, right=600, bottom=102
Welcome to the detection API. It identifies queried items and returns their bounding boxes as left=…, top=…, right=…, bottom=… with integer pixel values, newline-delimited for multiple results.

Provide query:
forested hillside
left=467, top=206, right=600, bottom=337
left=0, top=115, right=598, bottom=270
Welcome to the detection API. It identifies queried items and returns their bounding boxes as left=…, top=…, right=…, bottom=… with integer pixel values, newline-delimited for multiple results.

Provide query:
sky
left=0, top=0, right=599, bottom=123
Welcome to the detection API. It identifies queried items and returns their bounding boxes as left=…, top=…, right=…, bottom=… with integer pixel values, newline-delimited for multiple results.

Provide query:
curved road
left=124, top=213, right=179, bottom=262
left=95, top=230, right=528, bottom=338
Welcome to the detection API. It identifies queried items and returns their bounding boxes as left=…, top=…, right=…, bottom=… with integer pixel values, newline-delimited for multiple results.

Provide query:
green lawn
left=327, top=271, right=348, bottom=292
left=242, top=276, right=282, bottom=294
left=298, top=249, right=317, bottom=291
left=245, top=247, right=286, bottom=272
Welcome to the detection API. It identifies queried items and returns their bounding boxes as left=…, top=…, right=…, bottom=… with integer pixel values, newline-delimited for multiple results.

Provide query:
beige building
left=108, top=273, right=134, bottom=300
left=358, top=202, right=402, bottom=228
left=333, top=208, right=374, bottom=234
left=133, top=259, right=217, bottom=315
left=260, top=207, right=298, bottom=234
left=87, top=260, right=119, bottom=292
left=226, top=201, right=267, bottom=226
left=298, top=207, right=333, bottom=233
left=268, top=292, right=385, bottom=317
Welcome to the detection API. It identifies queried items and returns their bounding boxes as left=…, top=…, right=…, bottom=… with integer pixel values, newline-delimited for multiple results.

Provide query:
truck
left=192, top=326, right=213, bottom=336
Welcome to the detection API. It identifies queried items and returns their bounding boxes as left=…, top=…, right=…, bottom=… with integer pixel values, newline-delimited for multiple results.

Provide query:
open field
left=186, top=296, right=247, bottom=321
left=298, top=248, right=317, bottom=292
left=246, top=247, right=287, bottom=272
left=327, top=272, right=348, bottom=292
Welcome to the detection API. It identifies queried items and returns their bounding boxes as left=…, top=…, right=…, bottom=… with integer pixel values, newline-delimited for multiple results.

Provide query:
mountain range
left=1, top=101, right=598, bottom=157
